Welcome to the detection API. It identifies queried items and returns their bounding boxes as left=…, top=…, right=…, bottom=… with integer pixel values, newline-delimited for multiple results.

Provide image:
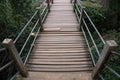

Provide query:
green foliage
left=0, top=0, right=34, bottom=48
left=107, top=0, right=120, bottom=31
left=83, top=1, right=120, bottom=80
left=83, top=4, right=107, bottom=32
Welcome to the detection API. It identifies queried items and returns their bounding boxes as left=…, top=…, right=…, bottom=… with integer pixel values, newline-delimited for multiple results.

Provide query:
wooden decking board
left=27, top=65, right=92, bottom=68
left=24, top=72, right=91, bottom=80
left=24, top=0, right=92, bottom=80
left=29, top=55, right=91, bottom=59
left=28, top=68, right=92, bottom=72
left=28, top=61, right=92, bottom=65
left=28, top=58, right=91, bottom=62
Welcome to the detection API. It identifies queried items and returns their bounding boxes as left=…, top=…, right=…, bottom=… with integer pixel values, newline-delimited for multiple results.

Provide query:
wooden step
left=34, top=45, right=87, bottom=49
left=29, top=55, right=90, bottom=59
left=40, top=31, right=82, bottom=34
left=24, top=72, right=92, bottom=80
left=28, top=61, right=92, bottom=65
left=39, top=33, right=83, bottom=36
left=25, top=0, right=92, bottom=77
left=34, top=47, right=86, bottom=50
left=28, top=68, right=92, bottom=72
left=28, top=58, right=91, bottom=62
left=27, top=64, right=92, bottom=68
left=31, top=52, right=89, bottom=55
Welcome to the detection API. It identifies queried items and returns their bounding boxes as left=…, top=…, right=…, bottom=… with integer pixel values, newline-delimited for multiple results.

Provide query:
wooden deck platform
left=24, top=0, right=92, bottom=80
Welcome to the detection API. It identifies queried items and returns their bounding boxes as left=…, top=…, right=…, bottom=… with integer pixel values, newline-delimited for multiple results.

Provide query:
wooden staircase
left=28, top=32, right=92, bottom=72
left=24, top=0, right=92, bottom=80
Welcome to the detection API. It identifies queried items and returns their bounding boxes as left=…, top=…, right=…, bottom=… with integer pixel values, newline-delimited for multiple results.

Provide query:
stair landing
left=24, top=0, right=92, bottom=80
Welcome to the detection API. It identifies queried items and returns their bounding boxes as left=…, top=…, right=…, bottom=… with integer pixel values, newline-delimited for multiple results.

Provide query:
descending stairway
left=24, top=0, right=92, bottom=80
left=28, top=32, right=92, bottom=71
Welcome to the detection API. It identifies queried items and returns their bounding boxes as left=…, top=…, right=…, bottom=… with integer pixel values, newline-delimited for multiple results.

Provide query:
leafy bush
left=0, top=0, right=34, bottom=48
left=83, top=3, right=107, bottom=32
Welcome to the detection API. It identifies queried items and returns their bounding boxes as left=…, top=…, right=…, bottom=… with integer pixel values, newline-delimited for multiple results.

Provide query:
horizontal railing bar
left=19, top=19, right=39, bottom=56
left=111, top=51, right=120, bottom=56
left=42, top=9, right=49, bottom=23
left=24, top=27, right=41, bottom=65
left=2, top=1, right=50, bottom=79
left=75, top=4, right=81, bottom=15
left=105, top=65, right=120, bottom=78
left=0, top=60, right=14, bottom=72
left=76, top=0, right=82, bottom=7
left=81, top=26, right=96, bottom=66
left=41, top=5, right=48, bottom=16
left=83, top=10, right=105, bottom=44
left=0, top=48, right=6, bottom=52
left=75, top=9, right=80, bottom=23
left=10, top=72, right=19, bottom=80
left=98, top=74, right=105, bottom=80
left=14, top=10, right=38, bottom=43
left=74, top=1, right=120, bottom=80
left=82, top=18, right=100, bottom=56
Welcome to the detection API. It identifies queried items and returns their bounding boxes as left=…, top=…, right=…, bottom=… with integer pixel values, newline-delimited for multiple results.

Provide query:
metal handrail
left=0, top=48, right=6, bottom=51
left=105, top=65, right=120, bottom=78
left=13, top=10, right=38, bottom=44
left=19, top=19, right=39, bottom=56
left=24, top=27, right=41, bottom=65
left=111, top=51, right=120, bottom=56
left=82, top=18, right=100, bottom=56
left=74, top=0, right=120, bottom=80
left=0, top=0, right=52, bottom=79
left=83, top=10, right=105, bottom=44
left=0, top=60, right=14, bottom=72
left=81, top=26, right=96, bottom=66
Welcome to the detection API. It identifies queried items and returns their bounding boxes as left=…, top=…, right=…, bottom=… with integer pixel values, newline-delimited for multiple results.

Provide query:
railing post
left=74, top=0, right=77, bottom=12
left=2, top=39, right=28, bottom=77
left=36, top=7, right=43, bottom=31
left=79, top=7, right=84, bottom=30
left=47, top=0, right=50, bottom=12
left=92, top=40, right=118, bottom=78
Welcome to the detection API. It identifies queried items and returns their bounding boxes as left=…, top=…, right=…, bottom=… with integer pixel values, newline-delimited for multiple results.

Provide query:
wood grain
left=24, top=0, right=92, bottom=80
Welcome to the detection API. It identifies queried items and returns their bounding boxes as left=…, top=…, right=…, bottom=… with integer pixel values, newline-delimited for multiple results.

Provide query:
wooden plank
left=23, top=0, right=93, bottom=79
left=36, top=38, right=85, bottom=41
left=24, top=72, right=92, bottom=80
left=33, top=50, right=88, bottom=53
left=43, top=27, right=61, bottom=31
left=40, top=31, right=82, bottom=34
left=39, top=34, right=83, bottom=36
left=34, top=44, right=87, bottom=46
left=28, top=68, right=92, bottom=72
left=31, top=53, right=89, bottom=56
left=37, top=36, right=83, bottom=38
left=36, top=37, right=84, bottom=40
left=35, top=41, right=85, bottom=43
left=28, top=61, right=92, bottom=65
left=27, top=64, right=92, bottom=68
left=34, top=45, right=87, bottom=48
left=29, top=55, right=90, bottom=59
left=28, top=58, right=91, bottom=62
left=25, top=0, right=92, bottom=75
left=33, top=47, right=87, bottom=50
